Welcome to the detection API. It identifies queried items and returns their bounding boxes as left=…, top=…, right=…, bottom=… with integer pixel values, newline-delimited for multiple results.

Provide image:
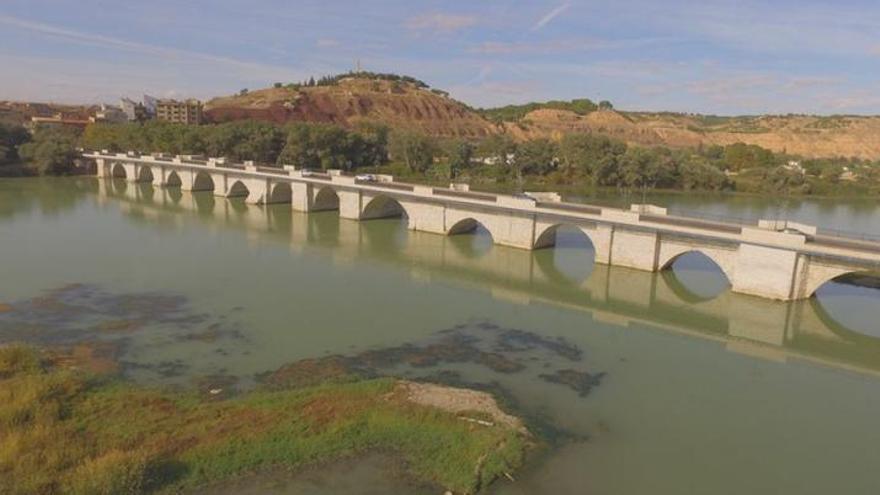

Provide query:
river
left=2, top=177, right=880, bottom=494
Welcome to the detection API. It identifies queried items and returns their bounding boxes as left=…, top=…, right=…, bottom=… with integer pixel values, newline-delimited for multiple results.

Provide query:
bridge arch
left=312, top=186, right=339, bottom=211
left=446, top=217, right=494, bottom=258
left=657, top=250, right=732, bottom=300
left=165, top=170, right=182, bottom=188
left=136, top=166, right=153, bottom=183
left=228, top=180, right=249, bottom=198
left=657, top=242, right=735, bottom=281
left=268, top=182, right=292, bottom=204
left=111, top=162, right=127, bottom=179
left=809, top=289, right=880, bottom=343
left=533, top=223, right=597, bottom=250
left=532, top=224, right=596, bottom=285
left=447, top=217, right=489, bottom=236
left=361, top=194, right=408, bottom=220
left=806, top=269, right=880, bottom=299
left=659, top=250, right=731, bottom=279
left=192, top=171, right=214, bottom=192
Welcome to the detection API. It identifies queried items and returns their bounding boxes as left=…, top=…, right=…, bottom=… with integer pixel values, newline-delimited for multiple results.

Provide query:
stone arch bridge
left=87, top=151, right=880, bottom=301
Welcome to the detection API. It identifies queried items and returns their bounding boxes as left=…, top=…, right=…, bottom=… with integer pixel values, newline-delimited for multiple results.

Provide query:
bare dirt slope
left=507, top=109, right=880, bottom=160
left=204, top=78, right=494, bottom=138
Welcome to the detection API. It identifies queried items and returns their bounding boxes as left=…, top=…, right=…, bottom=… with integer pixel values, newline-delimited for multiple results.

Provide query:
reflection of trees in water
left=0, top=177, right=96, bottom=220
left=265, top=203, right=292, bottom=235
left=193, top=192, right=216, bottom=217
left=307, top=212, right=340, bottom=247
left=361, top=217, right=408, bottom=255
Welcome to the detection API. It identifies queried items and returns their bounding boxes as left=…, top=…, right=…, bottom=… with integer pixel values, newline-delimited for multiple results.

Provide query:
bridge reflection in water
left=98, top=180, right=880, bottom=378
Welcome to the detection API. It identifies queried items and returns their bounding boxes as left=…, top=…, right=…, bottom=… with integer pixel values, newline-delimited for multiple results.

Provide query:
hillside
left=204, top=77, right=880, bottom=159
left=505, top=109, right=880, bottom=160
left=204, top=77, right=494, bottom=138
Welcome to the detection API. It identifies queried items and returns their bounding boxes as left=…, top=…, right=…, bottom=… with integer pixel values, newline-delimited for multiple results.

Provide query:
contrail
left=531, top=2, right=571, bottom=31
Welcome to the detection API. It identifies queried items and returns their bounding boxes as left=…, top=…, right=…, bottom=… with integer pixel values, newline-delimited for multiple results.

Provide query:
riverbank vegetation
left=6, top=119, right=880, bottom=197
left=0, top=344, right=530, bottom=494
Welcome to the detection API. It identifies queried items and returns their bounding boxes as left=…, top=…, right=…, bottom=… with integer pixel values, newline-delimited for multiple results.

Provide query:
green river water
left=2, top=177, right=880, bottom=494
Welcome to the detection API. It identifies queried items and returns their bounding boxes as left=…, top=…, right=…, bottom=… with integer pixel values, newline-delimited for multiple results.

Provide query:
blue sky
left=1, top=0, right=879, bottom=114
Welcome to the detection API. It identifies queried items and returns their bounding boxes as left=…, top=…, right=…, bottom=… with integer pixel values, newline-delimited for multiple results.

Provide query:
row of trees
left=82, top=121, right=391, bottom=171
left=472, top=133, right=733, bottom=192
left=0, top=124, right=30, bottom=166
left=10, top=118, right=880, bottom=196
left=477, top=98, right=612, bottom=124
left=276, top=71, right=431, bottom=92
left=1, top=124, right=81, bottom=176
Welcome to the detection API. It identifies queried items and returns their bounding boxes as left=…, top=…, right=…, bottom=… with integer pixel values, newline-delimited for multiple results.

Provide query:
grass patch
left=0, top=345, right=530, bottom=494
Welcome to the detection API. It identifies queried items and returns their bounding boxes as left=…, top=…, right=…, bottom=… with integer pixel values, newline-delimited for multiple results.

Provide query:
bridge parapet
left=758, top=219, right=817, bottom=236
left=742, top=226, right=806, bottom=247
left=631, top=203, right=668, bottom=215
left=497, top=195, right=536, bottom=209
left=525, top=191, right=562, bottom=203
left=602, top=209, right=640, bottom=223
left=330, top=174, right=356, bottom=185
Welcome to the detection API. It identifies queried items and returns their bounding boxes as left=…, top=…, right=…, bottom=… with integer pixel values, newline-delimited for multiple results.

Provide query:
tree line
left=477, top=98, right=613, bottom=124
left=5, top=119, right=879, bottom=196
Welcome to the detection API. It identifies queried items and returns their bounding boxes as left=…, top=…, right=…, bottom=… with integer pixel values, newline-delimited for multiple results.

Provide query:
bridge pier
left=608, top=229, right=660, bottom=271
left=338, top=189, right=361, bottom=220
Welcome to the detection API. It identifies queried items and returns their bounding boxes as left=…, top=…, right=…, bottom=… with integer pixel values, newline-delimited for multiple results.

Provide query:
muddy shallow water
left=3, top=177, right=880, bottom=494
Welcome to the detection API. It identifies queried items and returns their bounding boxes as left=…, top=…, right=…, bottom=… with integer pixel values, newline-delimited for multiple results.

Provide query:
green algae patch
left=0, top=345, right=531, bottom=494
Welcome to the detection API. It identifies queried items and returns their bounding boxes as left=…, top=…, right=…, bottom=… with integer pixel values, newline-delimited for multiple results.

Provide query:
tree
left=18, top=127, right=80, bottom=175
left=558, top=133, right=626, bottom=182
left=618, top=147, right=677, bottom=195
left=513, top=138, right=557, bottom=177
left=477, top=134, right=516, bottom=170
left=721, top=142, right=777, bottom=171
left=0, top=124, right=30, bottom=165
left=598, top=100, right=614, bottom=110
left=353, top=122, right=390, bottom=167
left=273, top=82, right=283, bottom=88
left=679, top=156, right=730, bottom=191
left=389, top=130, right=434, bottom=173
left=444, top=139, right=474, bottom=179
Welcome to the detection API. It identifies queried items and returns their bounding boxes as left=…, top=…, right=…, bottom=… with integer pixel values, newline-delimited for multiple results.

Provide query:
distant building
left=156, top=99, right=203, bottom=125
left=121, top=98, right=146, bottom=122
left=28, top=113, right=90, bottom=131
left=91, top=104, right=128, bottom=123
left=143, top=95, right=158, bottom=115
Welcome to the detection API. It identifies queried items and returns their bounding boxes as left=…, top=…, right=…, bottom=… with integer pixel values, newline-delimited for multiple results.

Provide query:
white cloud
left=405, top=13, right=477, bottom=34
left=531, top=2, right=571, bottom=31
